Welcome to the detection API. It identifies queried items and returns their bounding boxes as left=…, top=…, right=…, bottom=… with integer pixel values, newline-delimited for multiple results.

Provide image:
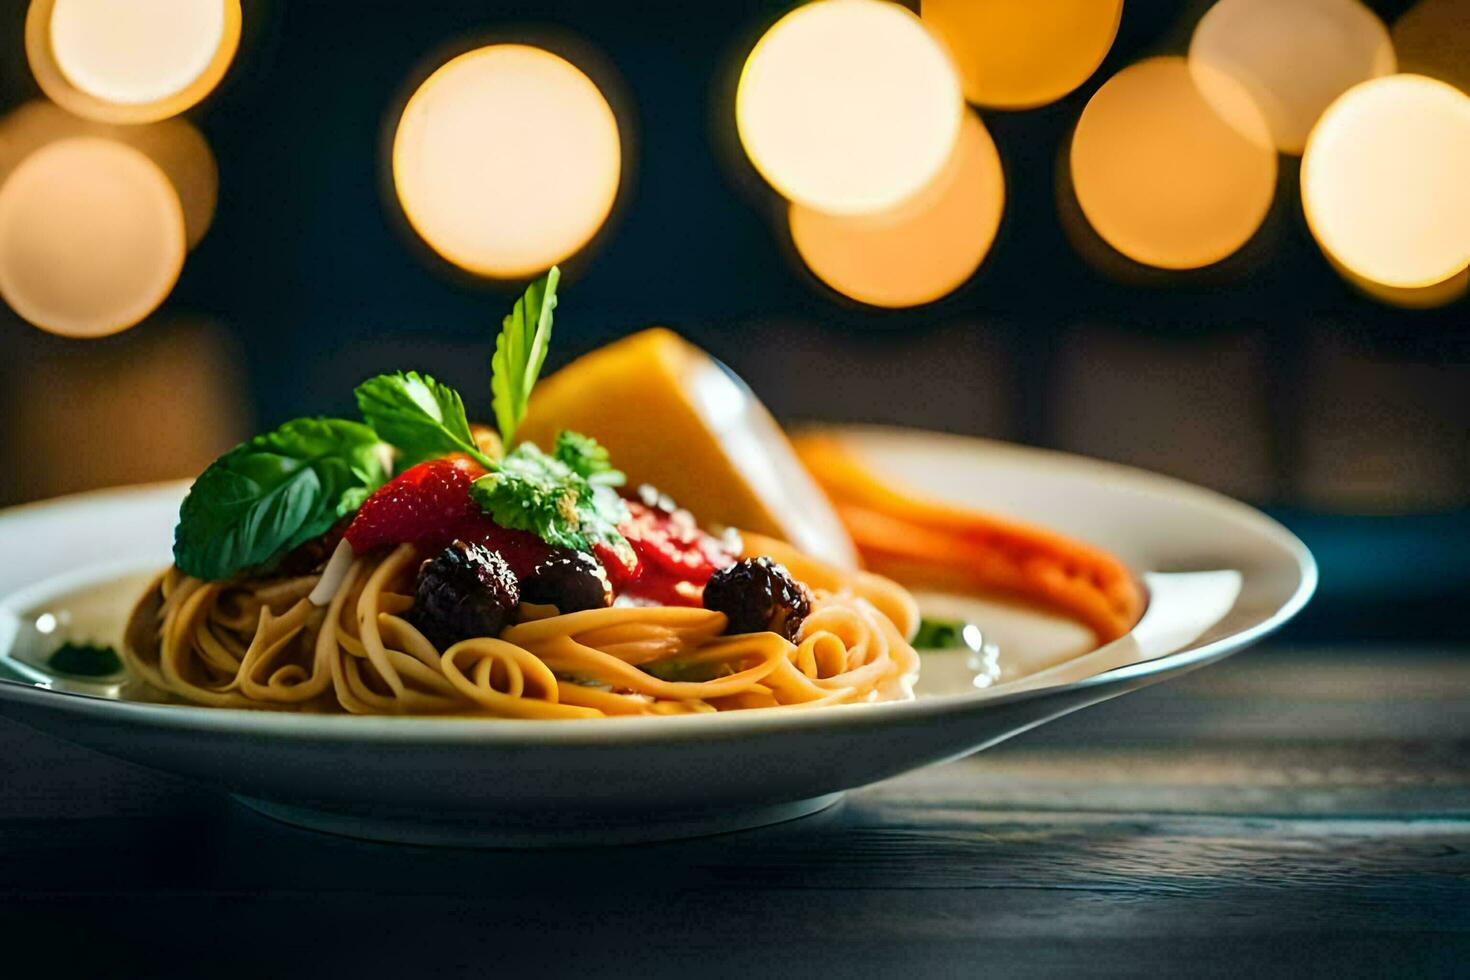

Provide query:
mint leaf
left=553, top=430, right=624, bottom=486
left=355, top=371, right=493, bottom=470
left=469, top=440, right=632, bottom=564
left=173, top=418, right=387, bottom=580
left=491, top=267, right=559, bottom=447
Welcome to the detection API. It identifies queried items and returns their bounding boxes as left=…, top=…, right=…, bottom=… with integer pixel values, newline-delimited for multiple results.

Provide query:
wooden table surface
left=2, top=645, right=1467, bottom=978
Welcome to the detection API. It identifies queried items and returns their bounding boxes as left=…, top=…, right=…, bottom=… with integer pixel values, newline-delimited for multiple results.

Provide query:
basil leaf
left=173, top=418, right=387, bottom=580
left=355, top=371, right=492, bottom=470
left=491, top=267, right=559, bottom=447
left=469, top=440, right=631, bottom=560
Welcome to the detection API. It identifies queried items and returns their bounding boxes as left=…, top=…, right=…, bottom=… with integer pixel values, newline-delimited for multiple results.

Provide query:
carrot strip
left=793, top=435, right=1145, bottom=644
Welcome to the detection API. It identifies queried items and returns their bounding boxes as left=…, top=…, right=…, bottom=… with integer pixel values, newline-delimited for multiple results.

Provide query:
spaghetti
left=123, top=534, right=921, bottom=719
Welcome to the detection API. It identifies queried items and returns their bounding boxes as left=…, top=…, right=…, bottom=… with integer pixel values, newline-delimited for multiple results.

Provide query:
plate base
left=232, top=792, right=846, bottom=848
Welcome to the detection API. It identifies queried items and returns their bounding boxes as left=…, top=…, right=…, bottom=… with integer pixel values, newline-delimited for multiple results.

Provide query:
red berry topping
left=614, top=499, right=738, bottom=606
left=345, top=456, right=558, bottom=578
left=345, top=456, right=484, bottom=555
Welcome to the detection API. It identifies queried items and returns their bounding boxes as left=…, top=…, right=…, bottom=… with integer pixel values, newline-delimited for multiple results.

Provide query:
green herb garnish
left=355, top=370, right=495, bottom=471
left=173, top=418, right=388, bottom=580
left=172, top=268, right=603, bottom=581
left=491, top=266, right=559, bottom=448
left=912, top=617, right=980, bottom=650
left=553, top=429, right=624, bottom=486
left=47, top=641, right=123, bottom=677
left=470, top=437, right=633, bottom=565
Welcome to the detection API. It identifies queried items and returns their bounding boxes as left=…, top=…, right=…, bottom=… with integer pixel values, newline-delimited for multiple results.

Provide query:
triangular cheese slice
left=518, top=328, right=857, bottom=568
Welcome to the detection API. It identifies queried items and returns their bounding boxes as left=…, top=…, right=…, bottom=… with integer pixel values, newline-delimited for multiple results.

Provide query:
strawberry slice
left=344, top=455, right=484, bottom=555
left=345, top=455, right=559, bottom=578
left=612, top=499, right=738, bottom=606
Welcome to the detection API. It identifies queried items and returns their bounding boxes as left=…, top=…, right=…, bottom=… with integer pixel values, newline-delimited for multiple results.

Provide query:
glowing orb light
left=921, top=0, right=1122, bottom=109
left=1069, top=57, right=1277, bottom=270
left=0, top=138, right=185, bottom=337
left=393, top=44, right=622, bottom=279
left=1190, top=0, right=1395, bottom=154
left=736, top=0, right=963, bottom=215
left=0, top=101, right=216, bottom=250
left=1302, top=74, right=1470, bottom=289
left=789, top=111, right=1004, bottom=308
left=26, top=0, right=241, bottom=124
left=1393, top=0, right=1470, bottom=97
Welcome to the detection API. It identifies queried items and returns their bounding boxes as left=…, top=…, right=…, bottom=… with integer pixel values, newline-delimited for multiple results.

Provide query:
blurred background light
left=1069, top=56, right=1276, bottom=270
left=0, top=101, right=216, bottom=249
left=25, top=0, right=241, bottom=124
left=392, top=44, right=622, bottom=279
left=1189, top=0, right=1395, bottom=155
left=920, top=0, right=1122, bottom=110
left=788, top=111, right=1004, bottom=308
left=1330, top=254, right=1469, bottom=309
left=1302, top=74, right=1470, bottom=289
left=736, top=0, right=962, bottom=215
left=0, top=137, right=185, bottom=338
left=1392, top=0, right=1470, bottom=96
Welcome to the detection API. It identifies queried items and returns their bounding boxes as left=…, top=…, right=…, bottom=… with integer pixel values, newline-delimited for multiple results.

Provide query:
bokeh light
left=736, top=0, right=963, bottom=215
left=921, top=0, right=1122, bottom=110
left=1070, top=57, right=1277, bottom=270
left=1302, top=74, right=1470, bottom=289
left=789, top=111, right=1004, bottom=308
left=1190, top=0, right=1395, bottom=155
left=0, top=138, right=185, bottom=338
left=0, top=101, right=216, bottom=249
left=26, top=0, right=241, bottom=124
left=392, top=44, right=622, bottom=279
left=1392, top=0, right=1470, bottom=96
left=1329, top=252, right=1469, bottom=309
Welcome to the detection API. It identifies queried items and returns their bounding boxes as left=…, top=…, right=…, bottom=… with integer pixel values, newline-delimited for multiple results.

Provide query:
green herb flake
left=912, top=617, right=981, bottom=651
left=47, top=642, right=122, bottom=677
left=470, top=435, right=633, bottom=565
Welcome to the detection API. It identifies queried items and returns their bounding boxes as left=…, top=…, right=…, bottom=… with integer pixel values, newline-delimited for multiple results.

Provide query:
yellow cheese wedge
left=518, top=328, right=858, bottom=568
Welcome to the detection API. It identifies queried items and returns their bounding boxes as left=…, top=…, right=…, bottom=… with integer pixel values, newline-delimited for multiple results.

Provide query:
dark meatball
left=520, top=551, right=612, bottom=613
left=406, top=540, right=520, bottom=649
left=702, top=557, right=812, bottom=641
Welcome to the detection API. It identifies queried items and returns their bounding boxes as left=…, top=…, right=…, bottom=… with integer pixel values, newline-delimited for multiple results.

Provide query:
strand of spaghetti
left=157, top=581, right=266, bottom=708
left=554, top=684, right=655, bottom=715
left=192, top=615, right=244, bottom=676
left=440, top=639, right=599, bottom=719
left=533, top=632, right=787, bottom=700
left=235, top=599, right=316, bottom=700
left=353, top=543, right=418, bottom=699
left=501, top=606, right=727, bottom=646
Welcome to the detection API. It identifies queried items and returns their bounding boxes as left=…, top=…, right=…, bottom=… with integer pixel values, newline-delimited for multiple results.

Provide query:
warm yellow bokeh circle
left=25, top=0, right=241, bottom=124
left=790, top=111, right=1005, bottom=308
left=0, top=137, right=186, bottom=337
left=0, top=100, right=217, bottom=251
left=921, top=0, right=1122, bottom=110
left=1070, top=57, right=1277, bottom=270
left=1302, top=74, right=1470, bottom=289
left=1189, top=0, right=1395, bottom=155
left=737, top=0, right=963, bottom=215
left=392, top=44, right=622, bottom=279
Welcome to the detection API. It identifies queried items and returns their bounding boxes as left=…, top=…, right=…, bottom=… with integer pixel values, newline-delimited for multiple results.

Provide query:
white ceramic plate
left=0, top=427, right=1315, bottom=846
